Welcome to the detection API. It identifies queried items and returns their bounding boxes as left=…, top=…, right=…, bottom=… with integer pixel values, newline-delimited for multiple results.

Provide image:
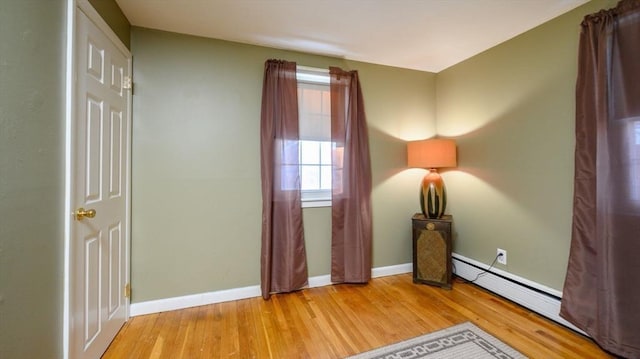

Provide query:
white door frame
left=63, top=1, right=132, bottom=357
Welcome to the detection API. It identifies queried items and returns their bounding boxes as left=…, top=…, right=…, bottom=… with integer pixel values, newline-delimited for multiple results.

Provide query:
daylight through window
left=297, top=67, right=332, bottom=205
left=629, top=120, right=640, bottom=202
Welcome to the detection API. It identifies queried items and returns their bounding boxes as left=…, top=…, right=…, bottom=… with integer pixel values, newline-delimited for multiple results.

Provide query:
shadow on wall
left=368, top=126, right=413, bottom=188
left=440, top=80, right=576, bottom=284
left=453, top=82, right=574, bottom=226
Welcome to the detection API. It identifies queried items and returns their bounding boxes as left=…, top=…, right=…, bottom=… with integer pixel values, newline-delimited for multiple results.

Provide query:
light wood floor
left=103, top=274, right=612, bottom=358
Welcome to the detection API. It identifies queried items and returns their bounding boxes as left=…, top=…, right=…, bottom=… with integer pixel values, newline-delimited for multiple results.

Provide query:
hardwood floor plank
left=185, top=305, right=208, bottom=358
left=302, top=286, right=358, bottom=357
left=158, top=308, right=186, bottom=359
left=219, top=301, right=240, bottom=357
left=103, top=274, right=613, bottom=358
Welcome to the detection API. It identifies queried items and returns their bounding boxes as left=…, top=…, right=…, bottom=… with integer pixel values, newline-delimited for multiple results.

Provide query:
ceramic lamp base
left=420, top=169, right=447, bottom=219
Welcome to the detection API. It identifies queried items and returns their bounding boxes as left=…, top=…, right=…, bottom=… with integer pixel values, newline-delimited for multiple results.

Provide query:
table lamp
left=407, top=139, right=457, bottom=218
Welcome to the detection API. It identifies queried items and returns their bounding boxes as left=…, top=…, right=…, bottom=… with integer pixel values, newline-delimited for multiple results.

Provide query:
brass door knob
left=75, top=208, right=96, bottom=220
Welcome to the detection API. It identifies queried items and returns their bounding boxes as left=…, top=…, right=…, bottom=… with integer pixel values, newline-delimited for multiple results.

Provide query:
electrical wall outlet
left=497, top=248, right=507, bottom=265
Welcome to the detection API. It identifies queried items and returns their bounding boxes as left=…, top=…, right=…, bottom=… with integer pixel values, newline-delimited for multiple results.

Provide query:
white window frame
left=297, top=66, right=332, bottom=208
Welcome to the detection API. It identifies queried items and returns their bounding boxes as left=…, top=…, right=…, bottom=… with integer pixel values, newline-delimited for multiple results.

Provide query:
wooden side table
left=411, top=214, right=453, bottom=289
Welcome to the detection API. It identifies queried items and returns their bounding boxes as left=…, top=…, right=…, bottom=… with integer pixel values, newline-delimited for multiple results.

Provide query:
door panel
left=85, top=96, right=103, bottom=203
left=84, top=231, right=100, bottom=343
left=110, top=62, right=124, bottom=95
left=107, top=222, right=123, bottom=317
left=73, top=7, right=130, bottom=358
left=109, top=109, right=122, bottom=198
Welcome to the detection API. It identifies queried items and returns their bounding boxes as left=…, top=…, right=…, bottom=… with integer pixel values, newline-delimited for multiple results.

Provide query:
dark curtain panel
left=329, top=67, right=373, bottom=283
left=260, top=60, right=308, bottom=300
left=560, top=1, right=640, bottom=357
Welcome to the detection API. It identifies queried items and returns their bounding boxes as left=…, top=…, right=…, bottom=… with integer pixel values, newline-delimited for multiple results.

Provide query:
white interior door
left=71, top=6, right=131, bottom=358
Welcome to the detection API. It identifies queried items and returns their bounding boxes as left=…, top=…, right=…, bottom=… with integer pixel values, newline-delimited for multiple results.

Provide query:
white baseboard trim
left=130, top=285, right=261, bottom=317
left=372, top=262, right=413, bottom=277
left=130, top=262, right=413, bottom=317
left=131, top=256, right=584, bottom=336
left=452, top=253, right=585, bottom=335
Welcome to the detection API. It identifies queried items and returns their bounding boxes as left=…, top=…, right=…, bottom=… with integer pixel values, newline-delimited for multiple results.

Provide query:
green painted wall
left=435, top=0, right=617, bottom=290
left=88, top=0, right=131, bottom=49
left=129, top=0, right=618, bottom=302
left=130, top=27, right=436, bottom=302
left=0, top=0, right=66, bottom=358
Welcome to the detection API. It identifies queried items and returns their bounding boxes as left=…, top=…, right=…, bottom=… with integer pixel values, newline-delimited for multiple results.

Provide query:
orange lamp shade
left=407, top=139, right=457, bottom=169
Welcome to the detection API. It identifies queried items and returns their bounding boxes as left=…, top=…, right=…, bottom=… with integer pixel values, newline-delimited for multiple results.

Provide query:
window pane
left=281, top=139, right=299, bottom=165
left=320, top=141, right=332, bottom=165
left=320, top=165, right=332, bottom=190
left=300, top=140, right=320, bottom=164
left=281, top=165, right=299, bottom=191
left=301, top=165, right=320, bottom=190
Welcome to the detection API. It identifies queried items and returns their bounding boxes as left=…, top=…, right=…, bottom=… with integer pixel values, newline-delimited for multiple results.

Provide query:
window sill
left=302, top=200, right=331, bottom=208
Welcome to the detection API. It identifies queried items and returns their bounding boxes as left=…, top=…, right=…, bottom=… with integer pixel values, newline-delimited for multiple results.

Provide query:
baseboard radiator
left=452, top=253, right=584, bottom=335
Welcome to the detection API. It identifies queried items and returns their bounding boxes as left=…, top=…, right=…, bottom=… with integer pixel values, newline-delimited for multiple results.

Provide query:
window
left=297, top=67, right=332, bottom=207
left=628, top=119, right=640, bottom=203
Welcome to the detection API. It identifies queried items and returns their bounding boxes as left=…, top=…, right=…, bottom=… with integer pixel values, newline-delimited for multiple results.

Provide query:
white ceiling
left=115, top=0, right=589, bottom=73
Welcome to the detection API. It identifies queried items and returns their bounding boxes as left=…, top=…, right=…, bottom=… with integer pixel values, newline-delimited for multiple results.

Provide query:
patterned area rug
left=347, top=322, right=527, bottom=359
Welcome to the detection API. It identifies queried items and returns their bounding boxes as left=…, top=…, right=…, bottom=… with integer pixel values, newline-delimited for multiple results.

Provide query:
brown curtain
left=329, top=67, right=373, bottom=283
left=260, top=60, right=308, bottom=300
left=560, top=1, right=640, bottom=357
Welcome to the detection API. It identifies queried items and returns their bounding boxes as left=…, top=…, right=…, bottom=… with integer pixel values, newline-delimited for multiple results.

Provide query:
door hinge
left=124, top=283, right=131, bottom=298
left=123, top=76, right=132, bottom=90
